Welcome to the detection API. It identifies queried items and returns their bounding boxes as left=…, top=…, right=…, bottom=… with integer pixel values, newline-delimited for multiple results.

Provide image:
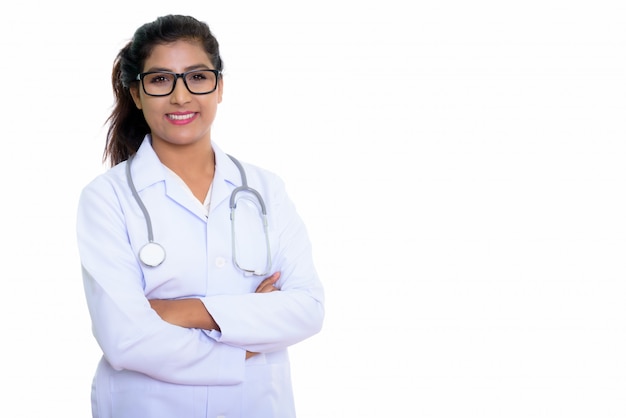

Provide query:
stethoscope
left=125, top=153, right=272, bottom=276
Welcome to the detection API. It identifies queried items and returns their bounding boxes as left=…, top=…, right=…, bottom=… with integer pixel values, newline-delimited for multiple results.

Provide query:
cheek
left=140, top=101, right=165, bottom=120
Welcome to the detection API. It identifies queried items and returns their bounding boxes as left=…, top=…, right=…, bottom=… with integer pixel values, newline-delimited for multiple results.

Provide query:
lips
left=166, top=112, right=198, bottom=125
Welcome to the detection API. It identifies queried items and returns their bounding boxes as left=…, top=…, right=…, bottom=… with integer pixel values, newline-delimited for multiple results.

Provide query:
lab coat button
left=215, top=257, right=226, bottom=268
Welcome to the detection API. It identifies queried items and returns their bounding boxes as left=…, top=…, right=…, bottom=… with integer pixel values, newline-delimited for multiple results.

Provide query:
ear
left=216, top=78, right=224, bottom=104
left=130, top=84, right=143, bottom=109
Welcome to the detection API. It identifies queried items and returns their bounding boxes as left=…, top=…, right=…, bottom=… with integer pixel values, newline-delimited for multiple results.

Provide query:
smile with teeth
left=167, top=113, right=196, bottom=120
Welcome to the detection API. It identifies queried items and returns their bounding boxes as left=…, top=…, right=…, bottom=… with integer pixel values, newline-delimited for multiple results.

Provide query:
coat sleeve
left=77, top=175, right=246, bottom=385
left=201, top=173, right=325, bottom=352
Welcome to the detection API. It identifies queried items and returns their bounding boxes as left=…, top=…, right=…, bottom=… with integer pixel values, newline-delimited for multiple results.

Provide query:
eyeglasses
left=135, top=69, right=220, bottom=96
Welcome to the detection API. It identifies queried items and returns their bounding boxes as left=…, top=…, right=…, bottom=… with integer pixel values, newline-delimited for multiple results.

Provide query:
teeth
left=168, top=113, right=195, bottom=120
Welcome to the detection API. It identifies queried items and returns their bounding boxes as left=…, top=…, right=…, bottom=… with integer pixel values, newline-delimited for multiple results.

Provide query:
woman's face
left=130, top=40, right=223, bottom=150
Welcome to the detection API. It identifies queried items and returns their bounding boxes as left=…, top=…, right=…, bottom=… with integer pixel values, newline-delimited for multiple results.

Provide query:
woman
left=76, top=14, right=324, bottom=418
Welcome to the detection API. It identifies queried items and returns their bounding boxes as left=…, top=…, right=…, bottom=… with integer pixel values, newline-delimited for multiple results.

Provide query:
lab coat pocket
left=109, top=371, right=207, bottom=418
left=243, top=361, right=295, bottom=417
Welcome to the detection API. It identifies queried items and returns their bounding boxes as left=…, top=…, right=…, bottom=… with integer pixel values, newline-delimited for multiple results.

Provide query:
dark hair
left=103, top=15, right=223, bottom=166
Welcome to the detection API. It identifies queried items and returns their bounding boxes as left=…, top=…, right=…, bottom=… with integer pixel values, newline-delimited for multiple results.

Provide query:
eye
left=146, top=73, right=173, bottom=84
left=189, top=71, right=208, bottom=81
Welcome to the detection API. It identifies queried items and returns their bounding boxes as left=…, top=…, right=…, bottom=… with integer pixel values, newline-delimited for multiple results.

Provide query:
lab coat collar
left=129, top=136, right=167, bottom=191
left=212, top=143, right=243, bottom=213
left=128, top=135, right=242, bottom=220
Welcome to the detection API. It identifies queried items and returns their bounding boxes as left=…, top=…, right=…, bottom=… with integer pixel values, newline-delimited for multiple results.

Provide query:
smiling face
left=130, top=39, right=223, bottom=152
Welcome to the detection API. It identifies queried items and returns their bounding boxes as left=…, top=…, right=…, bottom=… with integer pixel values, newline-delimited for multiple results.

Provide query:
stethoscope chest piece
left=139, top=242, right=166, bottom=267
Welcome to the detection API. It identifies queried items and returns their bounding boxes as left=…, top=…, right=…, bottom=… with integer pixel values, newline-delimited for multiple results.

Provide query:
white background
left=1, top=1, right=625, bottom=417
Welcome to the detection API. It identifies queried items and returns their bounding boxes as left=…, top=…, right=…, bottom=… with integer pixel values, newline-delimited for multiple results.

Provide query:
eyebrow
left=143, top=64, right=214, bottom=73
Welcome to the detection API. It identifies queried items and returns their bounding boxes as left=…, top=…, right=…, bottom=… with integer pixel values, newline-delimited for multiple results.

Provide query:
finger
left=265, top=272, right=280, bottom=282
left=255, top=272, right=279, bottom=292
left=255, top=272, right=281, bottom=293
left=256, top=283, right=278, bottom=293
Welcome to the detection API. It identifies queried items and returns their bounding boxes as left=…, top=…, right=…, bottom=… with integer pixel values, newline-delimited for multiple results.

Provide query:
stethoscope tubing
left=126, top=152, right=272, bottom=274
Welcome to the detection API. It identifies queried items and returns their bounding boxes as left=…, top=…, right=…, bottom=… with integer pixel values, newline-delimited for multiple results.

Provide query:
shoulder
left=233, top=157, right=285, bottom=192
left=213, top=142, right=285, bottom=190
left=78, top=162, right=128, bottom=204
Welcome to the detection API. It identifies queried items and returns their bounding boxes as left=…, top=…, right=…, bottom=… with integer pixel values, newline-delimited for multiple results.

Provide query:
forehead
left=143, top=40, right=212, bottom=71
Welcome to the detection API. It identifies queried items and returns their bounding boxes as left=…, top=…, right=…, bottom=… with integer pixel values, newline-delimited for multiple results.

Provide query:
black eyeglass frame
left=135, top=69, right=221, bottom=97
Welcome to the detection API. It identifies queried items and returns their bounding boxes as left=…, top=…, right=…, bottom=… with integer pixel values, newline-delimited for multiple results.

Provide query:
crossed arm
left=148, top=272, right=281, bottom=359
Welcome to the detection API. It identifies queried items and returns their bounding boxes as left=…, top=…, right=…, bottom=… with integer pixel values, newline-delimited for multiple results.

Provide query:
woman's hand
left=255, top=272, right=281, bottom=293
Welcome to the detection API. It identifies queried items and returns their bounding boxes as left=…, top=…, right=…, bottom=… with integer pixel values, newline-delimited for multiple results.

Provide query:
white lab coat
left=76, top=136, right=325, bottom=418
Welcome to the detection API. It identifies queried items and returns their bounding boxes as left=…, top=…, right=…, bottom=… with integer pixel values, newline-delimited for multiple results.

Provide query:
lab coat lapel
left=129, top=137, right=208, bottom=221
left=210, top=143, right=241, bottom=214
left=128, top=138, right=167, bottom=193
left=164, top=176, right=209, bottom=220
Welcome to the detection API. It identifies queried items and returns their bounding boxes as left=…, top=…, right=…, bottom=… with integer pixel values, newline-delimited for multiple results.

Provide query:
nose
left=170, top=76, right=192, bottom=104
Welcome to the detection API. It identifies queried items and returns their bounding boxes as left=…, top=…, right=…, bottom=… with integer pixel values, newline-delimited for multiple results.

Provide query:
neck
left=153, top=139, right=215, bottom=178
left=152, top=138, right=216, bottom=203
